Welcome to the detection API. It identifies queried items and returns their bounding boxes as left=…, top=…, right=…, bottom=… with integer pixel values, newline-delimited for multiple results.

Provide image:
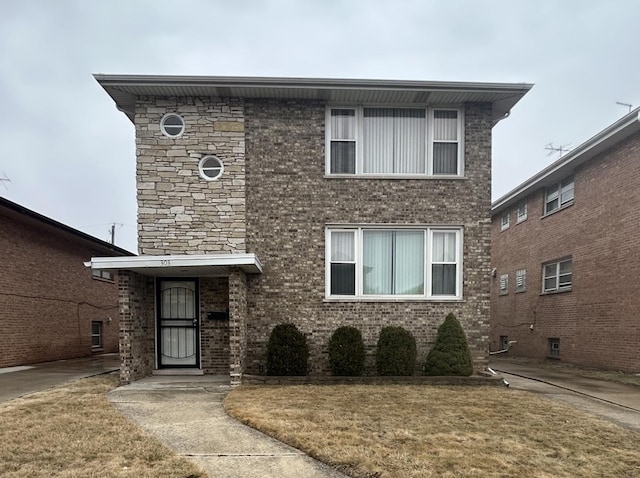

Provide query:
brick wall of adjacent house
left=244, top=99, right=493, bottom=375
left=490, top=131, right=640, bottom=373
left=0, top=213, right=120, bottom=368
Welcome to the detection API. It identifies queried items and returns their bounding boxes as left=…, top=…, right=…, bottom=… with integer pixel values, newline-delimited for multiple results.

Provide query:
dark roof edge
left=492, top=108, right=640, bottom=215
left=0, top=196, right=135, bottom=256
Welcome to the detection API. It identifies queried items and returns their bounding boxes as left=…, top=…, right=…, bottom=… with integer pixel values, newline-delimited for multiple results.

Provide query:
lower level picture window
left=327, top=227, right=461, bottom=299
left=92, top=321, right=103, bottom=348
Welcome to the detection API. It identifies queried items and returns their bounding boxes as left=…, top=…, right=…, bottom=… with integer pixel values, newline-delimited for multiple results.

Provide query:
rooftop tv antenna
left=0, top=172, right=11, bottom=190
left=545, top=143, right=571, bottom=158
left=616, top=101, right=633, bottom=113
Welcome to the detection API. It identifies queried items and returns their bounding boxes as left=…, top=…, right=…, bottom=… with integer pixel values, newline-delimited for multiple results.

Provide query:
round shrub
left=375, top=326, right=417, bottom=376
left=328, top=326, right=366, bottom=376
left=423, top=313, right=473, bottom=376
left=266, top=323, right=309, bottom=376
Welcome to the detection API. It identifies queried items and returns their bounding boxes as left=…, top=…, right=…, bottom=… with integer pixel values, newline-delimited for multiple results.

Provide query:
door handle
left=192, top=319, right=198, bottom=326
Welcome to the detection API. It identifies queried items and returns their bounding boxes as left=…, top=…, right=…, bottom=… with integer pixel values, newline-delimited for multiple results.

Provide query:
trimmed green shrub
left=375, top=326, right=417, bottom=376
left=423, top=313, right=473, bottom=376
left=328, top=326, right=366, bottom=376
left=266, top=323, right=309, bottom=376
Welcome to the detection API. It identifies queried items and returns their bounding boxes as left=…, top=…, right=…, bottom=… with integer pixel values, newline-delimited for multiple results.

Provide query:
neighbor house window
left=517, top=201, right=528, bottom=223
left=499, top=274, right=509, bottom=295
left=500, top=335, right=509, bottom=351
left=542, top=258, right=572, bottom=292
left=160, top=113, right=185, bottom=138
left=545, top=176, right=574, bottom=214
left=515, top=269, right=526, bottom=292
left=92, top=269, right=114, bottom=282
left=500, top=211, right=509, bottom=231
left=91, top=321, right=103, bottom=349
left=549, top=338, right=560, bottom=357
left=327, top=107, right=463, bottom=176
left=326, top=227, right=462, bottom=299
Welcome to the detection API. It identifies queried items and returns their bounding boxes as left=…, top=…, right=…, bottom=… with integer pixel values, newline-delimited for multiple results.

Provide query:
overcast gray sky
left=1, top=0, right=638, bottom=253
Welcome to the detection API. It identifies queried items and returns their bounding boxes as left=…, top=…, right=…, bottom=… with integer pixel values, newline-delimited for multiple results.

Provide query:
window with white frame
left=542, top=258, right=572, bottom=292
left=515, top=269, right=526, bottom=292
left=499, top=274, right=508, bottom=295
left=91, top=321, right=103, bottom=349
left=517, top=201, right=528, bottom=223
left=327, top=107, right=463, bottom=176
left=500, top=211, right=509, bottom=231
left=326, top=227, right=462, bottom=299
left=545, top=176, right=574, bottom=214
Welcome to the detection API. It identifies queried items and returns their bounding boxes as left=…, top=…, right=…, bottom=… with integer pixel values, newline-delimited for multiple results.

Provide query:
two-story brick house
left=1, top=197, right=132, bottom=367
left=88, top=75, right=531, bottom=384
left=491, top=108, right=640, bottom=372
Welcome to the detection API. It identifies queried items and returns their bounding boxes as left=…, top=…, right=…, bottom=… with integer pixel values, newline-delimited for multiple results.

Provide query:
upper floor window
left=326, top=107, right=463, bottom=177
left=500, top=211, right=510, bottom=231
left=499, top=274, right=509, bottom=295
left=543, top=258, right=572, bottom=293
left=515, top=269, right=526, bottom=292
left=517, top=201, right=528, bottom=223
left=326, top=227, right=462, bottom=300
left=160, top=113, right=185, bottom=138
left=545, top=176, right=574, bottom=214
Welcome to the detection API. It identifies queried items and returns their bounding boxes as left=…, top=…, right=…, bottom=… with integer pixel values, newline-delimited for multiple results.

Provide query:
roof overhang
left=492, top=108, right=640, bottom=215
left=85, top=253, right=263, bottom=277
left=94, top=74, right=533, bottom=124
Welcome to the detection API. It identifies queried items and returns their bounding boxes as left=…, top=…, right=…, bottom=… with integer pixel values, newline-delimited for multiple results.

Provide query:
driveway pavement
left=491, top=358, right=640, bottom=432
left=108, top=376, right=348, bottom=478
left=0, top=354, right=119, bottom=403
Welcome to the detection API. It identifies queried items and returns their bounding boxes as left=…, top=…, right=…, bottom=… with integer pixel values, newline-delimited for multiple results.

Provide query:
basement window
left=161, top=113, right=185, bottom=138
left=549, top=337, right=560, bottom=357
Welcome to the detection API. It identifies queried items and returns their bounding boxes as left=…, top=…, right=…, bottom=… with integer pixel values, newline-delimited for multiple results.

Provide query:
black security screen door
left=157, top=279, right=199, bottom=368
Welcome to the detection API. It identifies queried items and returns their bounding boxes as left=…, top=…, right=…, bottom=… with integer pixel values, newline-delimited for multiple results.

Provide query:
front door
left=157, top=279, right=200, bottom=368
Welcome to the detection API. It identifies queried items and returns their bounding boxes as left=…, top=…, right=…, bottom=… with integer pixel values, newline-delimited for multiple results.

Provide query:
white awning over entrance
left=85, top=253, right=263, bottom=277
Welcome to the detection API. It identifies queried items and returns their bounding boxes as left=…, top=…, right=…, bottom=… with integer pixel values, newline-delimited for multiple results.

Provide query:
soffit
left=95, top=74, right=532, bottom=123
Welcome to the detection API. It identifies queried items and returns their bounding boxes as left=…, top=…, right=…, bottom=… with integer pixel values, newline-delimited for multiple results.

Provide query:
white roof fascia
left=492, top=109, right=640, bottom=215
left=84, top=253, right=263, bottom=273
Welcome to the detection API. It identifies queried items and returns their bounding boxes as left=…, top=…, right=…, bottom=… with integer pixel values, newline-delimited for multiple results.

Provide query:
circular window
left=160, top=113, right=185, bottom=138
left=198, top=156, right=224, bottom=181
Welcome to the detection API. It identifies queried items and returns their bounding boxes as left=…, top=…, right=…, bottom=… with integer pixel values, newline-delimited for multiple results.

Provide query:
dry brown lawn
left=0, top=373, right=204, bottom=478
left=225, top=384, right=640, bottom=478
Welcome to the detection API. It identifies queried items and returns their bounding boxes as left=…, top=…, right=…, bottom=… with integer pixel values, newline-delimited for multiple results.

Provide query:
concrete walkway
left=108, top=376, right=348, bottom=478
left=491, top=358, right=640, bottom=432
left=0, top=354, right=119, bottom=403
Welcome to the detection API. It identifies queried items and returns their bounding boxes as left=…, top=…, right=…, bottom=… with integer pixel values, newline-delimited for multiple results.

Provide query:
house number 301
left=161, top=260, right=171, bottom=266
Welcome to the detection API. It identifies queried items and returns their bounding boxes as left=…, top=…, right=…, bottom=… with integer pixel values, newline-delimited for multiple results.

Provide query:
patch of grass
left=225, top=385, right=640, bottom=478
left=0, top=373, right=204, bottom=478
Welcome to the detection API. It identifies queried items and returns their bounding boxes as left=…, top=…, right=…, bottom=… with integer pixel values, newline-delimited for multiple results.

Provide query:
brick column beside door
left=228, top=268, right=248, bottom=386
left=118, top=271, right=155, bottom=384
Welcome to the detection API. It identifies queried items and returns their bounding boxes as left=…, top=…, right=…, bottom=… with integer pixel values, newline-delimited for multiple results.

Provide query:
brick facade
left=0, top=200, right=128, bottom=368
left=491, top=128, right=640, bottom=373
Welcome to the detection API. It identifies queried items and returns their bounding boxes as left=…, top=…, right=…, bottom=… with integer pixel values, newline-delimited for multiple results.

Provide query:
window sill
left=515, top=289, right=526, bottom=294
left=516, top=217, right=527, bottom=224
left=500, top=226, right=509, bottom=232
left=499, top=292, right=508, bottom=296
left=324, top=174, right=467, bottom=180
left=91, top=348, right=104, bottom=353
left=92, top=277, right=115, bottom=284
left=541, top=201, right=574, bottom=219
left=324, top=297, right=465, bottom=303
left=540, top=288, right=572, bottom=296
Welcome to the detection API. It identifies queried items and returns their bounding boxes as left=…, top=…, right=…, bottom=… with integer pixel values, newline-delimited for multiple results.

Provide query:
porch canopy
left=85, top=253, right=263, bottom=277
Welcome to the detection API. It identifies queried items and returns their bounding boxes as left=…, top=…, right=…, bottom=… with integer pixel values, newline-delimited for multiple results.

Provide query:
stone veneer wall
left=228, top=269, right=248, bottom=385
left=244, top=99, right=493, bottom=375
left=199, top=277, right=230, bottom=374
left=134, top=97, right=246, bottom=255
left=118, top=271, right=155, bottom=384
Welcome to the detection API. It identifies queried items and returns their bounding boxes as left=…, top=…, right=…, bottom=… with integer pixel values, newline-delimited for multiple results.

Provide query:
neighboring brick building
left=90, top=75, right=531, bottom=384
left=0, top=197, right=133, bottom=368
left=490, top=108, right=640, bottom=373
